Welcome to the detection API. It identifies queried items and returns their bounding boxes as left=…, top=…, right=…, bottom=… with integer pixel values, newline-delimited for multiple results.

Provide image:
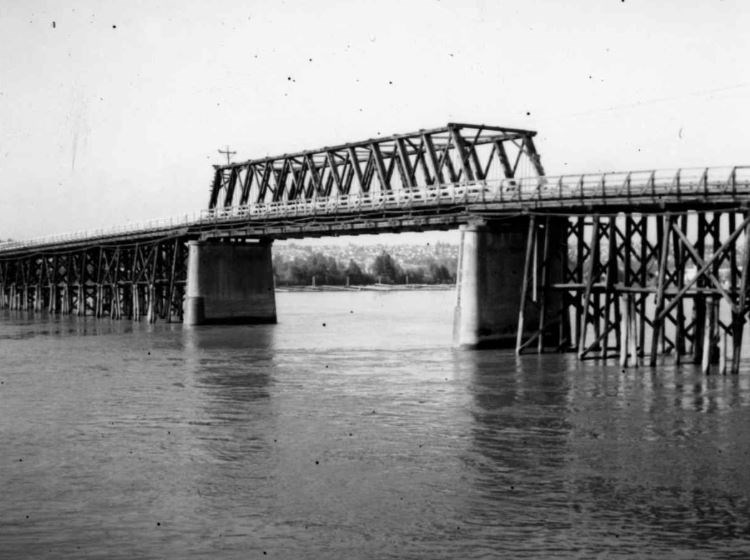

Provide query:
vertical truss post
left=448, top=126, right=475, bottom=182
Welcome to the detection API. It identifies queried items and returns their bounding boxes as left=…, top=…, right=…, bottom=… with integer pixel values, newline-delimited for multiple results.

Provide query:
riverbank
left=275, top=283, right=454, bottom=292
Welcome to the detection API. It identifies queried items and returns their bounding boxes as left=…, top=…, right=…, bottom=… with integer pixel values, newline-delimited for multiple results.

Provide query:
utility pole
left=218, top=145, right=237, bottom=165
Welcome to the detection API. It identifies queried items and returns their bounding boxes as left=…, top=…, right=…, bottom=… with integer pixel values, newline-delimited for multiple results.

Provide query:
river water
left=1, top=290, right=750, bottom=559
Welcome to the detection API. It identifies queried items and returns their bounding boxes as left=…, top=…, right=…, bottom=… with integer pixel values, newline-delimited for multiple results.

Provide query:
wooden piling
left=132, top=286, right=140, bottom=321
left=701, top=296, right=715, bottom=375
left=147, top=285, right=156, bottom=323
left=620, top=294, right=629, bottom=367
left=719, top=329, right=728, bottom=376
left=578, top=216, right=600, bottom=358
left=516, top=216, right=536, bottom=355
left=732, top=213, right=750, bottom=374
left=650, top=214, right=671, bottom=366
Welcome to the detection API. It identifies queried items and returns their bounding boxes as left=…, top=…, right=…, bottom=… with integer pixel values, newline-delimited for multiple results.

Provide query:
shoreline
left=275, top=284, right=455, bottom=292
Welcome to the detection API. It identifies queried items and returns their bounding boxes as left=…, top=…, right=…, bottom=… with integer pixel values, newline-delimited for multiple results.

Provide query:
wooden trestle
left=0, top=235, right=189, bottom=323
left=516, top=211, right=750, bottom=374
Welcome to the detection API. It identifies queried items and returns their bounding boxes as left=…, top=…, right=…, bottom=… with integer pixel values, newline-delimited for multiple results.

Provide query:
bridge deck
left=0, top=166, right=748, bottom=256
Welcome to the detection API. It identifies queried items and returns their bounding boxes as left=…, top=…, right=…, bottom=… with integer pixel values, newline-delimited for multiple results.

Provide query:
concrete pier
left=453, top=219, right=564, bottom=348
left=184, top=240, right=277, bottom=326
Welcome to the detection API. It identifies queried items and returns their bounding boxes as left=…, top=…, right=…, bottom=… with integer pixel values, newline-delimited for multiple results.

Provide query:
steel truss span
left=516, top=211, right=750, bottom=374
left=0, top=236, right=188, bottom=323
left=207, top=123, right=545, bottom=210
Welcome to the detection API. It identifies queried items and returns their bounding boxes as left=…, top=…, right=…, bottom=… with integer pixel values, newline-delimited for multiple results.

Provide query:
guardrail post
left=703, top=168, right=709, bottom=197
left=625, top=172, right=632, bottom=201
left=650, top=170, right=656, bottom=199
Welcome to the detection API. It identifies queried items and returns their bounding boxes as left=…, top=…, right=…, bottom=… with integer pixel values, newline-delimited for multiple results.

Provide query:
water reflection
left=0, top=309, right=148, bottom=339
left=182, top=325, right=277, bottom=462
left=465, top=352, right=572, bottom=473
left=3, top=292, right=750, bottom=557
left=452, top=350, right=750, bottom=553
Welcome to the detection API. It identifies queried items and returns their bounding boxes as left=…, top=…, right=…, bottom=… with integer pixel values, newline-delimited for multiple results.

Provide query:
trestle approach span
left=1, top=123, right=749, bottom=374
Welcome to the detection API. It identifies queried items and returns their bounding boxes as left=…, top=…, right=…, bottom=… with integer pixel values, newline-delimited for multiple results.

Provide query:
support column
left=34, top=285, right=43, bottom=312
left=184, top=239, right=277, bottom=326
left=454, top=219, right=562, bottom=348
left=49, top=284, right=57, bottom=313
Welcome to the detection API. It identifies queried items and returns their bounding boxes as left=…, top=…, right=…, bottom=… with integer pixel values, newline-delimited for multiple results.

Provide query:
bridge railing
left=0, top=213, right=200, bottom=252
left=2, top=166, right=749, bottom=253
left=200, top=165, right=750, bottom=222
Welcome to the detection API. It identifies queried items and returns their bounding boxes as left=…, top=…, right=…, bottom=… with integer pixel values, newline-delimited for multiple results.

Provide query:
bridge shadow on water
left=457, top=350, right=750, bottom=555
left=180, top=325, right=277, bottom=463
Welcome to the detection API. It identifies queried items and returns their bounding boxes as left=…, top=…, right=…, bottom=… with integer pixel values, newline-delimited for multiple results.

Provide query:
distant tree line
left=273, top=251, right=456, bottom=286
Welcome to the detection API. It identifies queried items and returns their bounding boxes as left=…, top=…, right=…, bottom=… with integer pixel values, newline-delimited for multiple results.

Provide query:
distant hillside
left=273, top=242, right=458, bottom=286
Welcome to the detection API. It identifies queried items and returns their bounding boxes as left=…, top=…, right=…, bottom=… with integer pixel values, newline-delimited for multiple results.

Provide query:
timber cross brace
left=515, top=211, right=750, bottom=375
left=0, top=236, right=189, bottom=323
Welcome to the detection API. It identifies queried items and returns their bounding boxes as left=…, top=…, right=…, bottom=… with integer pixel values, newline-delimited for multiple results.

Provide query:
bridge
left=1, top=123, right=749, bottom=374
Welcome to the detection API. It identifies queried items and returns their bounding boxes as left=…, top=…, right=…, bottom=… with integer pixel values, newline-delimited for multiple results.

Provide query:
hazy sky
left=1, top=0, right=749, bottom=241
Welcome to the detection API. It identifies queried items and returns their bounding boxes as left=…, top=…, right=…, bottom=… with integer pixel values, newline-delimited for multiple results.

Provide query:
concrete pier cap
left=184, top=238, right=277, bottom=326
